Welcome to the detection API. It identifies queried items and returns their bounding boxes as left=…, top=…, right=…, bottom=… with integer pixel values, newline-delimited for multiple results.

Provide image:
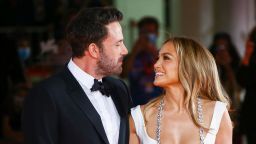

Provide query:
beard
left=97, top=51, right=123, bottom=76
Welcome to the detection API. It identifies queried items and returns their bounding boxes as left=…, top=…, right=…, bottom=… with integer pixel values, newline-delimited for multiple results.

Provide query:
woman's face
left=153, top=42, right=180, bottom=88
left=216, top=38, right=229, bottom=50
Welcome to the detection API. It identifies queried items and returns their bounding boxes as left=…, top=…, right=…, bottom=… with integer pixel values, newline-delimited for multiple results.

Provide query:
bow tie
left=90, top=79, right=110, bottom=97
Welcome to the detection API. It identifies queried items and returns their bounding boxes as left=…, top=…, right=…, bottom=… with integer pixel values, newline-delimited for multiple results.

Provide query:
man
left=0, top=34, right=26, bottom=140
left=22, top=7, right=132, bottom=144
left=121, top=17, right=162, bottom=106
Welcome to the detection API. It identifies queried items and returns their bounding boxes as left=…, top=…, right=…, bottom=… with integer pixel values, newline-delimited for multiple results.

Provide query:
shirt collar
left=67, top=59, right=101, bottom=89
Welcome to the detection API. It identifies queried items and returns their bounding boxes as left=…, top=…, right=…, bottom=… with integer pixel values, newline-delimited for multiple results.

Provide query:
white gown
left=130, top=101, right=227, bottom=144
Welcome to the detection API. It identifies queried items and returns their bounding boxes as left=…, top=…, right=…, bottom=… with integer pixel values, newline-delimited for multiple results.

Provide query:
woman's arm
left=215, top=109, right=233, bottom=144
left=129, top=115, right=140, bottom=144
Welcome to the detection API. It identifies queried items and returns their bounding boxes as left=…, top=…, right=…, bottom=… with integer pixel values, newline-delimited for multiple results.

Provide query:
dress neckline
left=136, top=102, right=220, bottom=143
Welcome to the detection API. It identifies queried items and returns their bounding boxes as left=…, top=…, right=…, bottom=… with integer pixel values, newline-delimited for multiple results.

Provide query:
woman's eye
left=163, top=56, right=170, bottom=60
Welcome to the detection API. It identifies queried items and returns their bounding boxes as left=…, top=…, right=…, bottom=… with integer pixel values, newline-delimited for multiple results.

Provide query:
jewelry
left=197, top=97, right=205, bottom=144
left=156, top=97, right=204, bottom=144
left=156, top=98, right=164, bottom=144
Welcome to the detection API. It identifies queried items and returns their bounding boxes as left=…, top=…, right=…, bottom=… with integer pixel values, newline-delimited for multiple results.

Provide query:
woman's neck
left=163, top=85, right=186, bottom=113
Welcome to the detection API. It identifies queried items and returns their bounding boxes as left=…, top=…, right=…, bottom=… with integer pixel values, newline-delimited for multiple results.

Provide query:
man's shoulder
left=103, top=76, right=126, bottom=87
left=31, top=69, right=67, bottom=91
left=104, top=76, right=133, bottom=113
left=103, top=76, right=130, bottom=97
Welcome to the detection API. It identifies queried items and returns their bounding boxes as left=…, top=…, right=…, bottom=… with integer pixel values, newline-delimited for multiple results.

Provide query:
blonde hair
left=144, top=37, right=230, bottom=127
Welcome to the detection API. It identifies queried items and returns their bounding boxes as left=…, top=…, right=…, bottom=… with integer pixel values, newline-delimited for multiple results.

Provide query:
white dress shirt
left=68, top=59, right=120, bottom=144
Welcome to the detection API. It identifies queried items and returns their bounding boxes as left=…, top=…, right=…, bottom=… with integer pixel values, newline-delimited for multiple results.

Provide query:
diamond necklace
left=156, top=97, right=205, bottom=144
left=197, top=97, right=205, bottom=144
left=156, top=98, right=164, bottom=144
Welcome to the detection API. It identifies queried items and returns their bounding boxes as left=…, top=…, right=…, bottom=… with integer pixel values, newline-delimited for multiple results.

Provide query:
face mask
left=18, top=47, right=31, bottom=61
left=147, top=33, right=158, bottom=45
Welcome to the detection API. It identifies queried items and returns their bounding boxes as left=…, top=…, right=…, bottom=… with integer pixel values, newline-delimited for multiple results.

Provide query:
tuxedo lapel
left=118, top=116, right=128, bottom=144
left=61, top=68, right=109, bottom=144
left=103, top=78, right=128, bottom=144
left=103, top=78, right=124, bottom=117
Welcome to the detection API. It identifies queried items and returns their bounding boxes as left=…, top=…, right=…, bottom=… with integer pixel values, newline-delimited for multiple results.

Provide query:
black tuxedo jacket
left=22, top=67, right=132, bottom=144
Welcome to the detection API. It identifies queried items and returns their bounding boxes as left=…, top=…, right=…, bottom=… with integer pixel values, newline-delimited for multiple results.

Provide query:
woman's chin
left=153, top=81, right=163, bottom=87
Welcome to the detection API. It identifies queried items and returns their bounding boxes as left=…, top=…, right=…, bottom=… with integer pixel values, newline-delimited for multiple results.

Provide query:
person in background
left=17, top=37, right=32, bottom=67
left=237, top=26, right=256, bottom=144
left=22, top=7, right=132, bottom=144
left=0, top=34, right=26, bottom=141
left=209, top=32, right=241, bottom=109
left=129, top=37, right=233, bottom=144
left=209, top=32, right=241, bottom=143
left=121, top=17, right=162, bottom=106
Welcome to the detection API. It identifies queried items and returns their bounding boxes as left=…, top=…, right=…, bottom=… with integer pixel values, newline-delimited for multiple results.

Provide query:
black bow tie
left=90, top=79, right=110, bottom=97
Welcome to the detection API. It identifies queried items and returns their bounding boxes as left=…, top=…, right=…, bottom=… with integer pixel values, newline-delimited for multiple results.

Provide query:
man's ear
left=87, top=43, right=100, bottom=58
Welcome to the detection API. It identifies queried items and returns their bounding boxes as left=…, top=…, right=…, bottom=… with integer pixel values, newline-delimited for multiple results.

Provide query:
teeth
left=155, top=72, right=164, bottom=76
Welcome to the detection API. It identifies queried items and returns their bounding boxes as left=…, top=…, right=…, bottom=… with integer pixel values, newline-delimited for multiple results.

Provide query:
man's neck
left=72, top=57, right=103, bottom=79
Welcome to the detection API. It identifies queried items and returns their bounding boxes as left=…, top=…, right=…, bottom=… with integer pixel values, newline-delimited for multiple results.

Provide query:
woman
left=129, top=37, right=233, bottom=144
left=209, top=32, right=241, bottom=109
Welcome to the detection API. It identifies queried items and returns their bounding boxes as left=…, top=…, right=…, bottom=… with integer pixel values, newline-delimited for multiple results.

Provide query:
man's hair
left=137, top=16, right=159, bottom=34
left=65, top=7, right=123, bottom=57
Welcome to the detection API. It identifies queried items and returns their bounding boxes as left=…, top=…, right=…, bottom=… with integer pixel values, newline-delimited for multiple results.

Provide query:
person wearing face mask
left=18, top=47, right=31, bottom=62
left=121, top=16, right=162, bottom=106
left=0, top=34, right=26, bottom=141
left=17, top=38, right=32, bottom=67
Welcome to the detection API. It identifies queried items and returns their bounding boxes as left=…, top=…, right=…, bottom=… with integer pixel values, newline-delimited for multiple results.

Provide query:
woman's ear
left=87, top=43, right=100, bottom=58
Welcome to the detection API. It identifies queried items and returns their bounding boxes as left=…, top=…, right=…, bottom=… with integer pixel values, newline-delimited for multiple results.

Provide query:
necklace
left=156, top=97, right=204, bottom=144
left=156, top=98, right=164, bottom=144
left=197, top=97, right=205, bottom=144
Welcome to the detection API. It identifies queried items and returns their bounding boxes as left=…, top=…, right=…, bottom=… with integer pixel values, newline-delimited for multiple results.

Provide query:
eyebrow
left=117, top=39, right=123, bottom=43
left=160, top=52, right=173, bottom=57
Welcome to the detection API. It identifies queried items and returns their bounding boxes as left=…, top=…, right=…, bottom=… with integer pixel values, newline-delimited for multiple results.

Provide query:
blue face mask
left=18, top=47, right=31, bottom=61
left=147, top=33, right=158, bottom=45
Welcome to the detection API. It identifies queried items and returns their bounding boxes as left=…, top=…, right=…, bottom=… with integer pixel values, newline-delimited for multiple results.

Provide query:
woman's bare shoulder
left=141, top=103, right=158, bottom=123
left=202, top=99, right=216, bottom=109
left=141, top=102, right=159, bottom=112
left=201, top=99, right=218, bottom=128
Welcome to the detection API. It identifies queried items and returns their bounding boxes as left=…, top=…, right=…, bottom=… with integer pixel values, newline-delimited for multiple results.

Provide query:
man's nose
left=122, top=45, right=128, bottom=55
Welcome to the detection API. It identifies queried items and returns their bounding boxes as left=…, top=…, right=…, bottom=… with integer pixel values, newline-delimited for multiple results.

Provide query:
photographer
left=121, top=17, right=162, bottom=106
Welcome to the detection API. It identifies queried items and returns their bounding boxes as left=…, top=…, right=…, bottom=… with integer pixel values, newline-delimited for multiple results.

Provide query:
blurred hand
left=245, top=41, right=254, bottom=59
left=242, top=40, right=254, bottom=65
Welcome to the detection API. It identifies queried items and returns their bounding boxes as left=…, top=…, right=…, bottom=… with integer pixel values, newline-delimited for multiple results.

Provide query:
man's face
left=97, top=21, right=128, bottom=76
